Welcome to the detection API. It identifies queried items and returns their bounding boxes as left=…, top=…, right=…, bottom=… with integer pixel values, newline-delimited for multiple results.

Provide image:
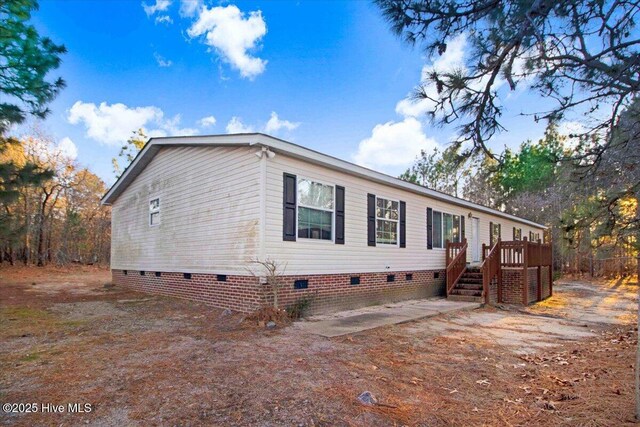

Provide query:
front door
left=471, top=217, right=480, bottom=262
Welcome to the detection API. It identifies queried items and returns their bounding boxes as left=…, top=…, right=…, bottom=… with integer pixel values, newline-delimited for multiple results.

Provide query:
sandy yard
left=0, top=266, right=637, bottom=426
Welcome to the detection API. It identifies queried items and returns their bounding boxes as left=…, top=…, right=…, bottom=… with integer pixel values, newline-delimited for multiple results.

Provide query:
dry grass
left=0, top=268, right=637, bottom=426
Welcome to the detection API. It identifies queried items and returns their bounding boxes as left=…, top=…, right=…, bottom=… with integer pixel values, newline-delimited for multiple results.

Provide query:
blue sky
left=26, top=0, right=556, bottom=185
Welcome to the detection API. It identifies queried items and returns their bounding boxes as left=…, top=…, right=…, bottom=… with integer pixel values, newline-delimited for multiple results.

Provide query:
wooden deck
left=446, top=238, right=553, bottom=304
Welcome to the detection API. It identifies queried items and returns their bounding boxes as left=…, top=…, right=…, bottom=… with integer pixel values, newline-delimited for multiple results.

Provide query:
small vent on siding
left=155, top=272, right=161, bottom=277
left=434, top=272, right=440, bottom=279
left=387, top=274, right=395, bottom=283
left=123, top=270, right=128, bottom=275
left=294, top=279, right=308, bottom=290
left=406, top=273, right=413, bottom=281
left=350, top=276, right=360, bottom=285
left=140, top=271, right=145, bottom=276
left=183, top=273, right=192, bottom=280
left=217, top=275, right=227, bottom=282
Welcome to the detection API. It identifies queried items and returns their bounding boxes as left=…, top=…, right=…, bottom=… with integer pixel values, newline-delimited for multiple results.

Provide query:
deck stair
left=447, top=266, right=484, bottom=303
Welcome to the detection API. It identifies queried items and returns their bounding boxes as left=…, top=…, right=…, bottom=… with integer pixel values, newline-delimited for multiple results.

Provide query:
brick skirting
left=500, top=266, right=552, bottom=305
left=112, top=269, right=446, bottom=314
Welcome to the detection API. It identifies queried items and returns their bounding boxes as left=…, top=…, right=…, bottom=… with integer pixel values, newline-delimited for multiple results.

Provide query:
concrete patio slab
left=297, top=298, right=480, bottom=337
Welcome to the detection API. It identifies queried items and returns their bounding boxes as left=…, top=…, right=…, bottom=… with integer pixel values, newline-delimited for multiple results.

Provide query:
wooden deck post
left=522, top=237, right=528, bottom=305
left=549, top=236, right=553, bottom=297
left=536, top=239, right=542, bottom=301
left=497, top=239, right=502, bottom=303
left=445, top=239, right=450, bottom=267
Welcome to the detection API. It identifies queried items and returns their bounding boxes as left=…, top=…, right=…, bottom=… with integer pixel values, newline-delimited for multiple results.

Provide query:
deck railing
left=445, top=239, right=467, bottom=295
left=500, top=238, right=552, bottom=268
left=480, top=239, right=501, bottom=304
left=458, top=237, right=553, bottom=304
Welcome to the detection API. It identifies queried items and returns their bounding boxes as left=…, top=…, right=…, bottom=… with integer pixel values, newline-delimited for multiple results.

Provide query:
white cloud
left=158, top=114, right=198, bottom=136
left=396, top=34, right=467, bottom=119
left=187, top=5, right=267, bottom=79
left=556, top=120, right=588, bottom=149
left=557, top=120, right=587, bottom=137
left=67, top=101, right=197, bottom=145
left=57, top=137, right=78, bottom=160
left=225, top=117, right=254, bottom=134
left=264, top=112, right=299, bottom=134
left=225, top=112, right=300, bottom=135
left=68, top=101, right=162, bottom=145
left=179, top=0, right=201, bottom=17
left=155, top=14, right=173, bottom=25
left=353, top=117, right=440, bottom=170
left=154, top=52, right=173, bottom=67
left=198, top=115, right=217, bottom=127
left=142, top=0, right=171, bottom=16
left=355, top=37, right=465, bottom=174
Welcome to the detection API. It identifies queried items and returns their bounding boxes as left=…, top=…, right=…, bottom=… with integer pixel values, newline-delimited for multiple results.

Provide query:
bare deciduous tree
left=248, top=258, right=287, bottom=309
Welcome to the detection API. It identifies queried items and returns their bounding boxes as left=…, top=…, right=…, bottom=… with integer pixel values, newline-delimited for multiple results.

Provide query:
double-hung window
left=514, top=227, right=522, bottom=240
left=376, top=197, right=399, bottom=245
left=149, top=197, right=161, bottom=226
left=297, top=178, right=334, bottom=240
left=490, top=222, right=501, bottom=246
left=431, top=210, right=461, bottom=248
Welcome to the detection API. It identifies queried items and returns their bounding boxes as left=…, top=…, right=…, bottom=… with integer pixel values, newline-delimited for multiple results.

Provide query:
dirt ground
left=0, top=266, right=637, bottom=426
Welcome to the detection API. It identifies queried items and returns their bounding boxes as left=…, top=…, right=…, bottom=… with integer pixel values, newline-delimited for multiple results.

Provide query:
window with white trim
left=149, top=197, right=160, bottom=226
left=376, top=197, right=399, bottom=245
left=490, top=222, right=501, bottom=246
left=297, top=178, right=334, bottom=240
left=432, top=210, right=461, bottom=248
left=514, top=227, right=522, bottom=240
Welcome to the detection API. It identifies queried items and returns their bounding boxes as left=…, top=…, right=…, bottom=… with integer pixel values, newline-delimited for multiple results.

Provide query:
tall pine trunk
left=36, top=191, right=51, bottom=267
left=635, top=189, right=640, bottom=420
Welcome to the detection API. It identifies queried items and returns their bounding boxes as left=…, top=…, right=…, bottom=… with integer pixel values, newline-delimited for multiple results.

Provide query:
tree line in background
left=1, top=0, right=638, bottom=275
left=0, top=131, right=110, bottom=265
left=0, top=0, right=110, bottom=266
left=380, top=0, right=640, bottom=278
left=400, top=117, right=639, bottom=276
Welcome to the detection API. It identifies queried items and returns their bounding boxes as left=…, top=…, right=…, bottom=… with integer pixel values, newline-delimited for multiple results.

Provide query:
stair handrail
left=446, top=238, right=468, bottom=296
left=480, top=238, right=501, bottom=304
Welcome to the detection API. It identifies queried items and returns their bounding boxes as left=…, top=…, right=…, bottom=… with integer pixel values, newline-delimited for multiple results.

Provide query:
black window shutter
left=513, top=226, right=516, bottom=240
left=461, top=215, right=465, bottom=241
left=426, top=207, right=433, bottom=249
left=490, top=221, right=494, bottom=246
left=335, top=185, right=345, bottom=244
left=367, top=193, right=376, bottom=247
left=283, top=173, right=297, bottom=241
left=399, top=201, right=406, bottom=248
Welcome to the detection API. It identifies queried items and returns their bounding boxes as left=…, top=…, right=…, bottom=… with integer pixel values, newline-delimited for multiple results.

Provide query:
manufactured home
left=101, top=133, right=552, bottom=314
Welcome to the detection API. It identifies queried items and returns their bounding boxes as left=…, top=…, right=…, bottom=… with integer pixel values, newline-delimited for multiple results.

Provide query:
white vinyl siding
left=110, top=144, right=545, bottom=276
left=264, top=152, right=545, bottom=275
left=111, top=146, right=261, bottom=274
